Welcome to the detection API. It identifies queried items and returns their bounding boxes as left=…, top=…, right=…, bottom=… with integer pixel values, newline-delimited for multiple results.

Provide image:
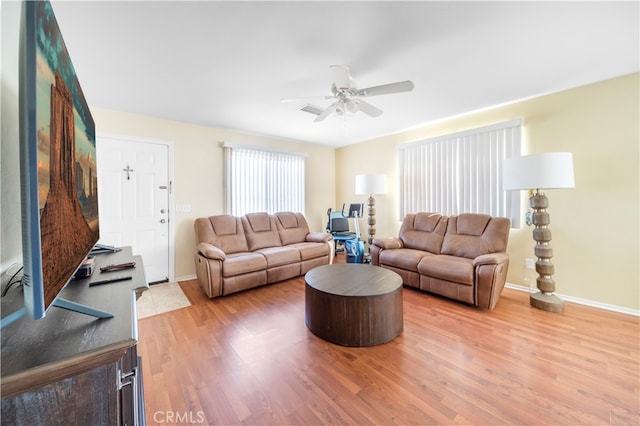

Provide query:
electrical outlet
left=525, top=258, right=535, bottom=270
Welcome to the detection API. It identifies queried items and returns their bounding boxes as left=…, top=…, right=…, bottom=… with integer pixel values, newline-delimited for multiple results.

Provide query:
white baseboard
left=505, top=283, right=640, bottom=317
left=176, top=274, right=197, bottom=283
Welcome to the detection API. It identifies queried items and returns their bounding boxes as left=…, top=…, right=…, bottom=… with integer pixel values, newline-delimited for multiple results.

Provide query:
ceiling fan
left=282, top=65, right=415, bottom=122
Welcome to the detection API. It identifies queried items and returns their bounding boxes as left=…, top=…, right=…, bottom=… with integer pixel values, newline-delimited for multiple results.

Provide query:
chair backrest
left=399, top=213, right=448, bottom=254
left=330, top=217, right=350, bottom=233
left=194, top=215, right=249, bottom=254
left=274, top=212, right=309, bottom=245
left=242, top=212, right=282, bottom=251
left=441, top=214, right=510, bottom=259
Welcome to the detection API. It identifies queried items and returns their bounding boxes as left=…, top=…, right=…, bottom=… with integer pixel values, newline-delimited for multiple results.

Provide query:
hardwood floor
left=138, top=255, right=639, bottom=425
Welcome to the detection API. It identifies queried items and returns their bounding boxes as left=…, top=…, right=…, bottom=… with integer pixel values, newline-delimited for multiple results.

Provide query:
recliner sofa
left=371, top=212, right=510, bottom=309
left=194, top=212, right=333, bottom=298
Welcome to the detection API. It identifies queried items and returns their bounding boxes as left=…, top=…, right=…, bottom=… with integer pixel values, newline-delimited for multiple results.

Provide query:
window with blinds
left=224, top=146, right=305, bottom=216
left=398, top=119, right=522, bottom=227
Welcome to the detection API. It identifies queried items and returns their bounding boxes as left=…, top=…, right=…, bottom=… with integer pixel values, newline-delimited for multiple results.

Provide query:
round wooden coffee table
left=304, top=264, right=403, bottom=347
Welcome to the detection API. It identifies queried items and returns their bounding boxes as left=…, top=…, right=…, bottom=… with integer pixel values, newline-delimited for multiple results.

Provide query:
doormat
left=137, top=282, right=191, bottom=319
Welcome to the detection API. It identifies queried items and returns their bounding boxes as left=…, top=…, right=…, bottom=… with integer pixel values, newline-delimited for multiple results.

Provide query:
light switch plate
left=176, top=204, right=192, bottom=213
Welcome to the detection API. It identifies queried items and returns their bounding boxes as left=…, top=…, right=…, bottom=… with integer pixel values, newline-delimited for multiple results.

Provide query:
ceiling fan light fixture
left=346, top=99, right=359, bottom=114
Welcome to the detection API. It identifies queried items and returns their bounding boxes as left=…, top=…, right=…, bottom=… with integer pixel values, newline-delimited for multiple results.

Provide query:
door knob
left=160, top=219, right=167, bottom=224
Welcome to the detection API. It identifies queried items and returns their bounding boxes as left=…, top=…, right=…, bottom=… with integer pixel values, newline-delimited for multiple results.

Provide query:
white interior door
left=96, top=135, right=172, bottom=284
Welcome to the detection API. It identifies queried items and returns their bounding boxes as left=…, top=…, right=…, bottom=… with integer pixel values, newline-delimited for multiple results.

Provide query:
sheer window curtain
left=398, top=120, right=522, bottom=227
left=224, top=146, right=305, bottom=216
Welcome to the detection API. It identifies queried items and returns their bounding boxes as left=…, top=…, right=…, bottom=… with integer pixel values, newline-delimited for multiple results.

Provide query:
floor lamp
left=503, top=152, right=575, bottom=313
left=355, top=174, right=387, bottom=249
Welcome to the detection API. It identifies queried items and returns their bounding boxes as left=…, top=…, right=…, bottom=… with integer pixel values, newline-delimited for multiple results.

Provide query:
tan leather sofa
left=194, top=212, right=333, bottom=298
left=371, top=212, right=510, bottom=309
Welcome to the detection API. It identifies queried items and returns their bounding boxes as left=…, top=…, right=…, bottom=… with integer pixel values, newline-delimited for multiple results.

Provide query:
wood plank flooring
left=138, top=255, right=639, bottom=425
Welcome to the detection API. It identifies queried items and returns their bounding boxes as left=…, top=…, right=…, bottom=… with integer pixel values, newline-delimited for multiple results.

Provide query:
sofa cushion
left=441, top=214, right=510, bottom=259
left=222, top=252, right=267, bottom=277
left=379, top=248, right=434, bottom=272
left=274, top=212, right=309, bottom=245
left=255, top=246, right=300, bottom=268
left=288, top=242, right=329, bottom=260
left=456, top=213, right=491, bottom=236
left=195, top=215, right=249, bottom=254
left=242, top=213, right=282, bottom=251
left=418, top=255, right=474, bottom=286
left=399, top=213, right=447, bottom=254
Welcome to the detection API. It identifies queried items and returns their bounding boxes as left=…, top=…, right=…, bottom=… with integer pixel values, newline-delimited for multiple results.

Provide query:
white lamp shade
left=503, top=152, right=575, bottom=190
left=355, top=174, right=387, bottom=195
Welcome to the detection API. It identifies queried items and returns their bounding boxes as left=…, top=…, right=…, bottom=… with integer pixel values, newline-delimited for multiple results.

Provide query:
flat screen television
left=2, top=0, right=111, bottom=328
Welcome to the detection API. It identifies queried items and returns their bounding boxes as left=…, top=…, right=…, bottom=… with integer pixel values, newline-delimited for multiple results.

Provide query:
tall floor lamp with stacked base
left=355, top=174, right=387, bottom=250
left=503, top=152, right=575, bottom=313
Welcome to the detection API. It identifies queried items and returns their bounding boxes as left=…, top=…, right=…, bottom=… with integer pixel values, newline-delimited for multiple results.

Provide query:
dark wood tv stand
left=1, top=247, right=148, bottom=425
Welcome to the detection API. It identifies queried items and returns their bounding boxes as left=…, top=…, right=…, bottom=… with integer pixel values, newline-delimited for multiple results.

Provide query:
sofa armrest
left=372, top=237, right=403, bottom=250
left=473, top=252, right=509, bottom=267
left=197, top=242, right=226, bottom=260
left=306, top=232, right=332, bottom=243
left=473, top=253, right=509, bottom=310
left=370, top=237, right=403, bottom=266
left=194, top=253, right=223, bottom=298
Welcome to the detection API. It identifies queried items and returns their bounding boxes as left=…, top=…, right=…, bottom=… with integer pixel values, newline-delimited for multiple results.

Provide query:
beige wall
left=92, top=109, right=336, bottom=280
left=336, top=73, right=639, bottom=311
left=1, top=1, right=23, bottom=276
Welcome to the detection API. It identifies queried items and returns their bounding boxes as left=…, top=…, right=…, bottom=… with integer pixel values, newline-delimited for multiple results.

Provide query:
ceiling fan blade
left=280, top=95, right=334, bottom=102
left=330, top=65, right=352, bottom=89
left=355, top=99, right=383, bottom=118
left=314, top=101, right=339, bottom=122
left=299, top=104, right=324, bottom=116
left=355, top=80, right=414, bottom=97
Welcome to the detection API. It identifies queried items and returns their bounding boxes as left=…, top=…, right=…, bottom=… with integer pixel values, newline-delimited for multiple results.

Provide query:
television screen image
left=5, top=0, right=108, bottom=325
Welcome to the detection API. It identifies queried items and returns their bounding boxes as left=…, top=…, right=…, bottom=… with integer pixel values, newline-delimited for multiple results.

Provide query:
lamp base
left=530, top=291, right=564, bottom=313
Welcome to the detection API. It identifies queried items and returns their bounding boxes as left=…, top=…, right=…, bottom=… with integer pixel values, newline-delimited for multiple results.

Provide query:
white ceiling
left=50, top=1, right=639, bottom=148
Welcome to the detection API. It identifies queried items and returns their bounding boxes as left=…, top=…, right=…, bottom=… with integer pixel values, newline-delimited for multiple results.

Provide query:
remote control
left=100, top=262, right=136, bottom=272
left=89, top=275, right=133, bottom=287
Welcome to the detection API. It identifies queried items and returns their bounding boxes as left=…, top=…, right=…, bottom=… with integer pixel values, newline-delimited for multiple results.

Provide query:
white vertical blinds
left=398, top=119, right=522, bottom=227
left=224, top=146, right=305, bottom=216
